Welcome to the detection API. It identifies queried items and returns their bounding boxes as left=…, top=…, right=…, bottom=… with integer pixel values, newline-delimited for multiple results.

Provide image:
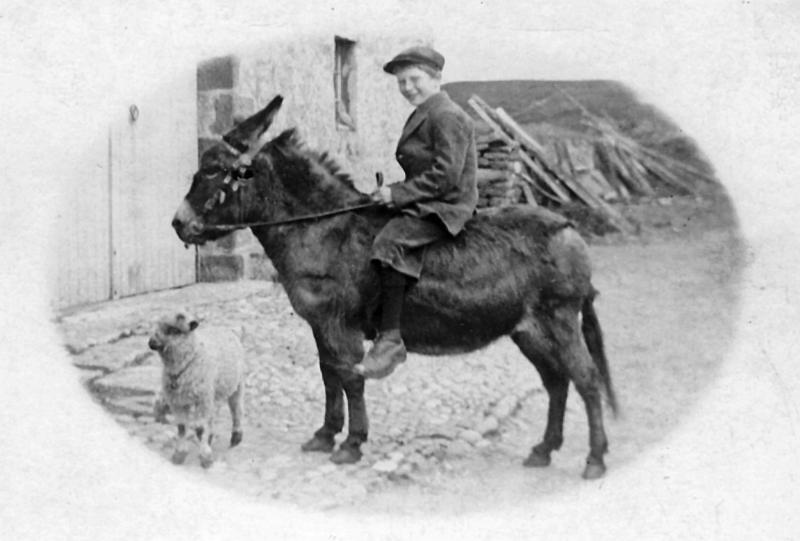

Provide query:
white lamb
left=148, top=310, right=245, bottom=468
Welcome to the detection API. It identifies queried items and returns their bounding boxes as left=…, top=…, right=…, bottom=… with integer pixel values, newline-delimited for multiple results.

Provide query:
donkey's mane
left=267, top=128, right=362, bottom=197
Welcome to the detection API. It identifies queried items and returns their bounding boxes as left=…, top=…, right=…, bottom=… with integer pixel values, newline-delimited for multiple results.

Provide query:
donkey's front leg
left=330, top=371, right=367, bottom=464
left=323, top=328, right=368, bottom=465
left=302, top=329, right=346, bottom=453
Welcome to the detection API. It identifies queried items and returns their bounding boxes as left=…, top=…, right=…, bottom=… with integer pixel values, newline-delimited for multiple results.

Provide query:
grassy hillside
left=443, top=80, right=713, bottom=176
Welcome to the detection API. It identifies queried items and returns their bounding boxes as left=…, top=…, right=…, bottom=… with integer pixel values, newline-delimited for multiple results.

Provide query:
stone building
left=53, top=33, right=433, bottom=309
left=196, top=34, right=430, bottom=281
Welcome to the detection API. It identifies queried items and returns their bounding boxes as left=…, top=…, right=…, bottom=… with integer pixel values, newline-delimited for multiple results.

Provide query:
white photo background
left=2, top=0, right=799, bottom=539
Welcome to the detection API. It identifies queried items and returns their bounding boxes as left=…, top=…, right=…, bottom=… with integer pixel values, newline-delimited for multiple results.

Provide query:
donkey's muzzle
left=172, top=200, right=205, bottom=242
left=171, top=217, right=202, bottom=242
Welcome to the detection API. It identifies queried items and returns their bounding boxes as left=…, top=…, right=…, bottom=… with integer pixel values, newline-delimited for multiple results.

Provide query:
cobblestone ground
left=57, top=199, right=743, bottom=515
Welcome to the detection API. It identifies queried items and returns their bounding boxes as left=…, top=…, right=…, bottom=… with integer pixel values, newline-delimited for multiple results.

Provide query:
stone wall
left=196, top=34, right=431, bottom=281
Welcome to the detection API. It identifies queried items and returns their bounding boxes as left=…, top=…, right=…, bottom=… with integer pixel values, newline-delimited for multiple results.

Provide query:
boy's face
left=394, top=65, right=440, bottom=107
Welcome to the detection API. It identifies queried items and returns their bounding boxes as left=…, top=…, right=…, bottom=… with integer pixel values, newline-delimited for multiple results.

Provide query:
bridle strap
left=204, top=202, right=378, bottom=231
left=202, top=139, right=379, bottom=231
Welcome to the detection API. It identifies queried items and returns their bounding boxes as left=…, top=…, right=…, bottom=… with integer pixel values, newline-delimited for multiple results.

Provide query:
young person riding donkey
left=357, top=45, right=479, bottom=379
left=171, top=46, right=617, bottom=479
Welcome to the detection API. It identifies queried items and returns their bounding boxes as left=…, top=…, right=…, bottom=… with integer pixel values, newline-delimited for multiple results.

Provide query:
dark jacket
left=389, top=91, right=478, bottom=236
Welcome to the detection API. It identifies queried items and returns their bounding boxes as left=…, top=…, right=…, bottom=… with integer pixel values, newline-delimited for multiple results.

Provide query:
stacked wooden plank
left=556, top=87, right=717, bottom=198
left=475, top=129, right=527, bottom=208
left=546, top=139, right=624, bottom=202
left=467, top=94, right=636, bottom=234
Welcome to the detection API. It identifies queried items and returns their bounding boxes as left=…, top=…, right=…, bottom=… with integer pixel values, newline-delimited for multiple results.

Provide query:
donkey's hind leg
left=550, top=301, right=609, bottom=479
left=511, top=315, right=569, bottom=468
left=301, top=328, right=346, bottom=453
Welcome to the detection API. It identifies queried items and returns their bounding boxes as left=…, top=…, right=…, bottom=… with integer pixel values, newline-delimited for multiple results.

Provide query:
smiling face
left=394, top=64, right=441, bottom=107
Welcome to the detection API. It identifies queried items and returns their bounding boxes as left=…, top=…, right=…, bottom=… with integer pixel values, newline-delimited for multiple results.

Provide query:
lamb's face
left=148, top=312, right=199, bottom=354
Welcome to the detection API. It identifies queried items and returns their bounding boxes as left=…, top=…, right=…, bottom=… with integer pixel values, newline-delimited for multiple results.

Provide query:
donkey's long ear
left=223, top=95, right=284, bottom=153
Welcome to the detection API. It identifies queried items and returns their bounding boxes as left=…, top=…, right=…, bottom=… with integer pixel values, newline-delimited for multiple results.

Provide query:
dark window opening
left=334, top=37, right=356, bottom=131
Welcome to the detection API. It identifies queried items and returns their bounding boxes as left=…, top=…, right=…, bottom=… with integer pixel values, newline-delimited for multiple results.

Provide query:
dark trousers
left=370, top=215, right=449, bottom=279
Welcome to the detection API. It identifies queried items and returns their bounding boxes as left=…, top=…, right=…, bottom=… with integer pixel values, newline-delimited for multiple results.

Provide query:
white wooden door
left=53, top=131, right=113, bottom=309
left=54, top=76, right=197, bottom=309
left=109, top=78, right=197, bottom=299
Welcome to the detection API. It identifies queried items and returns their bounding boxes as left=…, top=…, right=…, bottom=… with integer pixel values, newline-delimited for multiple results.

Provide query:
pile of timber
left=557, top=87, right=717, bottom=200
left=468, top=94, right=634, bottom=233
left=475, top=128, right=527, bottom=208
left=466, top=91, right=717, bottom=234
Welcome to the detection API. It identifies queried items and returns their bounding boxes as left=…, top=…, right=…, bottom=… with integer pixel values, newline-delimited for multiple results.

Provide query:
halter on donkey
left=172, top=95, right=618, bottom=479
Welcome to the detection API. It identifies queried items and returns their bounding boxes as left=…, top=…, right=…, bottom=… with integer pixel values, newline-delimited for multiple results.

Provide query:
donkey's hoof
left=301, top=435, right=335, bottom=453
left=171, top=450, right=188, bottom=465
left=230, top=430, right=243, bottom=448
left=523, top=449, right=551, bottom=468
left=582, top=461, right=606, bottom=480
left=330, top=445, right=362, bottom=464
left=200, top=455, right=215, bottom=469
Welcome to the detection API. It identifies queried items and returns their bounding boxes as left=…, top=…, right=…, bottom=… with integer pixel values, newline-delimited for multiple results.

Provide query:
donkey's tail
left=581, top=291, right=619, bottom=417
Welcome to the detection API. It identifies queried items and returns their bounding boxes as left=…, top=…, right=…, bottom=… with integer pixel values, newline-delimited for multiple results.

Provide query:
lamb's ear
left=174, top=312, right=196, bottom=332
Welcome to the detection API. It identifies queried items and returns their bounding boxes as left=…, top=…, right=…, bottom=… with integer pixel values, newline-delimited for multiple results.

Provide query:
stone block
left=232, top=95, right=256, bottom=118
left=91, top=365, right=161, bottom=397
left=198, top=137, right=219, bottom=161
left=215, top=232, right=238, bottom=252
left=457, top=429, right=483, bottom=445
left=248, top=253, right=277, bottom=280
left=198, top=254, right=244, bottom=282
left=447, top=439, right=472, bottom=457
left=197, top=232, right=242, bottom=256
left=71, top=337, right=151, bottom=373
left=197, top=56, right=235, bottom=91
left=107, top=395, right=157, bottom=416
left=209, top=93, right=234, bottom=135
left=372, top=459, right=399, bottom=473
left=196, top=92, right=219, bottom=139
left=476, top=415, right=499, bottom=436
left=492, top=395, right=519, bottom=420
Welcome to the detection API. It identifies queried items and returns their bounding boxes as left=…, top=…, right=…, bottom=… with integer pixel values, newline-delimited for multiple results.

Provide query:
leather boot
left=356, top=329, right=407, bottom=379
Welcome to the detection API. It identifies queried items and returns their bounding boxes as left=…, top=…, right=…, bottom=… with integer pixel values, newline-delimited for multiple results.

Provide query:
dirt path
left=59, top=194, right=743, bottom=516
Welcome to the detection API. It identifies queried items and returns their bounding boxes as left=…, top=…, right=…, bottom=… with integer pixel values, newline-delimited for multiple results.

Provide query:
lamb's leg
left=301, top=328, right=345, bottom=453
left=228, top=383, right=244, bottom=447
left=197, top=417, right=215, bottom=469
left=153, top=394, right=170, bottom=423
left=171, top=423, right=190, bottom=465
left=182, top=396, right=215, bottom=468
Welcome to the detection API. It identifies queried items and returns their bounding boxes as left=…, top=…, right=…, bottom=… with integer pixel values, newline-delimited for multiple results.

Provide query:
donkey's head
left=172, top=95, right=284, bottom=244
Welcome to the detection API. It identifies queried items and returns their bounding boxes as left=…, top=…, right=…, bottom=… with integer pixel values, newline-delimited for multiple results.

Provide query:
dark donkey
left=172, top=96, right=618, bottom=479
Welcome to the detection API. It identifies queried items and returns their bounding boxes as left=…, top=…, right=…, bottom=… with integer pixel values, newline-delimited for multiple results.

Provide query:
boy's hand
left=370, top=186, right=394, bottom=207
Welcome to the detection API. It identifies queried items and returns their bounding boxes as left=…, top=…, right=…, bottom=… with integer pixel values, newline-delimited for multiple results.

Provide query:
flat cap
left=383, top=45, right=445, bottom=74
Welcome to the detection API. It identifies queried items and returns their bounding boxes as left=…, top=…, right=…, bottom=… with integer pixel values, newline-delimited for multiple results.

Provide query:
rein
left=200, top=138, right=380, bottom=232
left=203, top=201, right=379, bottom=231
